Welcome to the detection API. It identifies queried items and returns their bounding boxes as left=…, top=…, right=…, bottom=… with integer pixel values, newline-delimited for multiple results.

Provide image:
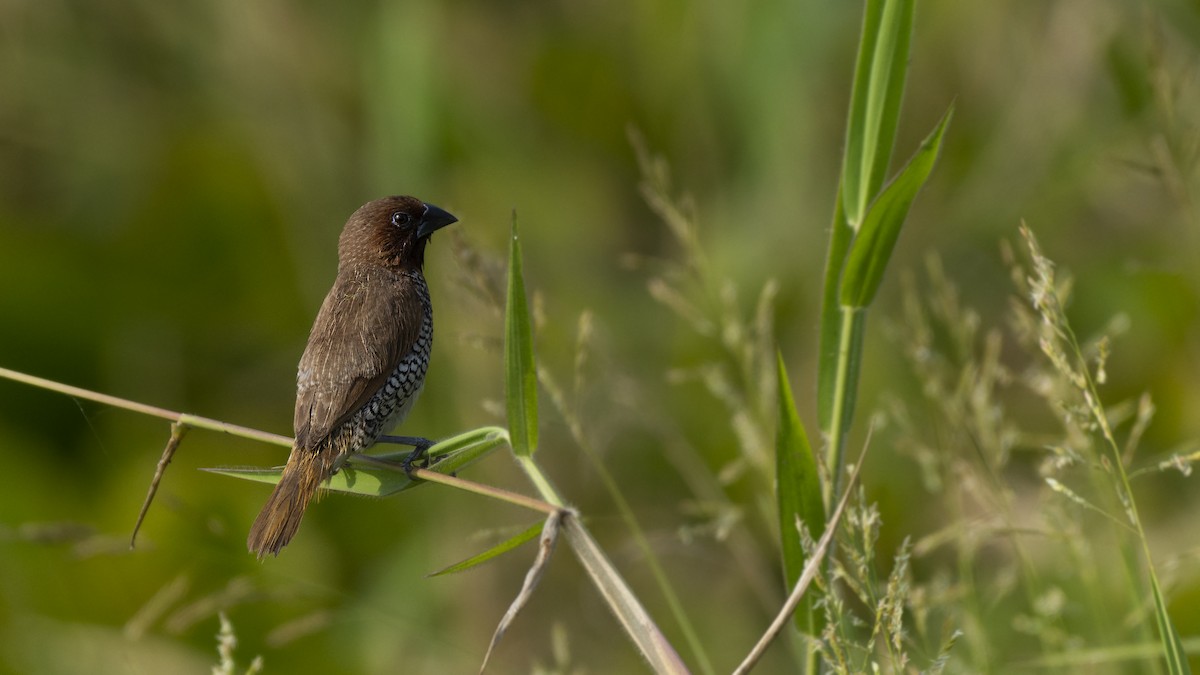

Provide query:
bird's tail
left=247, top=447, right=333, bottom=558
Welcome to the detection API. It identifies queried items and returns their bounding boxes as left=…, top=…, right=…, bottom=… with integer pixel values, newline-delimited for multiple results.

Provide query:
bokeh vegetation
left=1, top=1, right=1198, bottom=673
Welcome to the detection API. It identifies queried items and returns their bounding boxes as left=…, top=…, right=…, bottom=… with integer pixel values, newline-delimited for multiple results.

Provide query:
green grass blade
left=428, top=520, right=543, bottom=577
left=735, top=457, right=867, bottom=675
left=820, top=0, right=914, bottom=434
left=840, top=105, right=953, bottom=309
left=865, top=0, right=915, bottom=207
left=205, top=426, right=507, bottom=497
left=775, top=352, right=826, bottom=635
left=1150, top=573, right=1192, bottom=675
left=841, top=0, right=915, bottom=230
left=840, top=0, right=883, bottom=229
left=505, top=213, right=539, bottom=458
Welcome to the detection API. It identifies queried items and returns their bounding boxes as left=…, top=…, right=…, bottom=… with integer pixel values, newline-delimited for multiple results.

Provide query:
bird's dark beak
left=418, top=203, right=458, bottom=238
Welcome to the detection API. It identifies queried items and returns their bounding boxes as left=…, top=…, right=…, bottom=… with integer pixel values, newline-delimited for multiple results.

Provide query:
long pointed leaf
left=775, top=352, right=826, bottom=635
left=820, top=0, right=915, bottom=434
left=840, top=106, right=953, bottom=309
left=735, top=453, right=867, bottom=675
left=505, top=213, right=539, bottom=458
left=1150, top=573, right=1192, bottom=675
left=841, top=0, right=915, bottom=230
left=428, top=521, right=543, bottom=577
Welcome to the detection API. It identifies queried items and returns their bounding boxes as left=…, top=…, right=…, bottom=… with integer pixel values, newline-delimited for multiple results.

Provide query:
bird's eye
left=391, top=211, right=412, bottom=228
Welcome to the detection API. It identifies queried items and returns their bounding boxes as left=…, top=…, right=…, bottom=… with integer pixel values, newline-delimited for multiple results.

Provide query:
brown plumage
left=247, top=196, right=457, bottom=558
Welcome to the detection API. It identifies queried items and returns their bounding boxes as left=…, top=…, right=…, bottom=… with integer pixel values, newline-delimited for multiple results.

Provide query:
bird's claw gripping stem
left=397, top=437, right=435, bottom=478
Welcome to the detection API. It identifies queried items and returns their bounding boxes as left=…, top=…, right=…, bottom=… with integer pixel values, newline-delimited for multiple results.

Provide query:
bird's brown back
left=293, top=264, right=428, bottom=451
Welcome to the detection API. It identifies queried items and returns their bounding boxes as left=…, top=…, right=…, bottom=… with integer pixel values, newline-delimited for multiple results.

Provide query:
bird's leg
left=377, top=434, right=436, bottom=448
left=375, top=436, right=450, bottom=476
left=397, top=437, right=436, bottom=477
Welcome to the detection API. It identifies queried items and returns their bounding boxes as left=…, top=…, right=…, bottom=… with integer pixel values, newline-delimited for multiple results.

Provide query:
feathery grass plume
left=883, top=231, right=1194, bottom=673
left=631, top=130, right=781, bottom=483
left=212, top=612, right=263, bottom=675
left=1014, top=224, right=1190, bottom=674
left=798, top=488, right=942, bottom=674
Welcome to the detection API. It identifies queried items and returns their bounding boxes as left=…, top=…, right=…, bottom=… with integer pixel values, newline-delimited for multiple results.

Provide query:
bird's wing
left=292, top=268, right=424, bottom=449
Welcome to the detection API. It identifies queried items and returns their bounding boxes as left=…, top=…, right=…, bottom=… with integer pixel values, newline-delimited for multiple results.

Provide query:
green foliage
left=819, top=0, right=917, bottom=434
left=500, top=207, right=688, bottom=673
left=505, top=215, right=539, bottom=460
left=841, top=0, right=915, bottom=231
left=1153, top=575, right=1192, bottom=675
left=428, top=521, right=543, bottom=577
left=818, top=1, right=944, bottom=507
left=839, top=106, right=952, bottom=309
left=883, top=243, right=1198, bottom=673
left=1018, top=225, right=1190, bottom=674
left=774, top=352, right=826, bottom=635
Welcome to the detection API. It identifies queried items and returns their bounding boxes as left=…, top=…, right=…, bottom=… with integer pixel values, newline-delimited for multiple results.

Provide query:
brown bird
left=247, top=196, right=457, bottom=558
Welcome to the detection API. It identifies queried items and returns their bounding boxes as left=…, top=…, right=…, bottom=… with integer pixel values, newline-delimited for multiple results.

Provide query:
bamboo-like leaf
left=505, top=213, right=539, bottom=458
left=840, top=106, right=953, bottom=309
left=841, top=0, right=915, bottom=230
left=774, top=352, right=826, bottom=635
left=205, top=426, right=507, bottom=497
left=819, top=0, right=914, bottom=435
left=428, top=521, right=543, bottom=577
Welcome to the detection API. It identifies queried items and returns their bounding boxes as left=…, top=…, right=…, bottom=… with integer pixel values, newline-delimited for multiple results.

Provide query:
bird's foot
left=400, top=438, right=436, bottom=478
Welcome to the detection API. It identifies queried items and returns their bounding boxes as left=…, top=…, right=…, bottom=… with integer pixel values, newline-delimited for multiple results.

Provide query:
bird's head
left=339, top=195, right=458, bottom=270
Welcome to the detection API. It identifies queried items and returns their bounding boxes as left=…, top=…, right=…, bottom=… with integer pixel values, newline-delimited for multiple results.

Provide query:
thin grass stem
left=0, top=366, right=292, bottom=448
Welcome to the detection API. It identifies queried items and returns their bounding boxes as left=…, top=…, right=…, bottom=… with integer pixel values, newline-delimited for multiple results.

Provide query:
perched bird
left=247, top=196, right=457, bottom=558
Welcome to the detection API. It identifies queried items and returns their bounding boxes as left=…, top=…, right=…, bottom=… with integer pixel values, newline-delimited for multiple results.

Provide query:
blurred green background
left=1, top=1, right=1198, bottom=673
